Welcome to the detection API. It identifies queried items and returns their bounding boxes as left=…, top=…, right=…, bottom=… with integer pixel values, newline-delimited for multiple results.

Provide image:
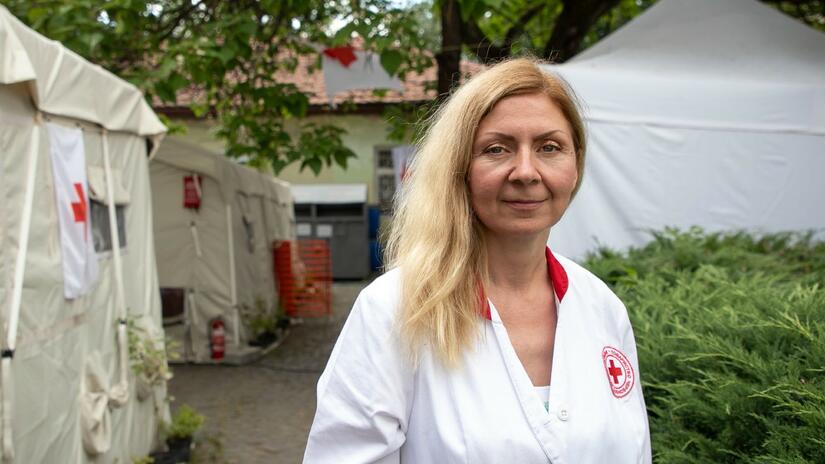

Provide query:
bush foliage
left=585, top=228, right=825, bottom=463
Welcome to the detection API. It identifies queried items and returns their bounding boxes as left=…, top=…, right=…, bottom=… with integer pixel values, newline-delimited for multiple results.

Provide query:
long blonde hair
left=384, top=58, right=587, bottom=366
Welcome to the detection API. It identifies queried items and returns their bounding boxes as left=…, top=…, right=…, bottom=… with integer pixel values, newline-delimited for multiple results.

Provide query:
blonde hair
left=384, top=58, right=586, bottom=366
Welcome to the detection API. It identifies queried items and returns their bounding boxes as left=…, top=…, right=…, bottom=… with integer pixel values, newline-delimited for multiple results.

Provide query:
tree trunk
left=543, top=0, right=621, bottom=62
left=436, top=0, right=462, bottom=98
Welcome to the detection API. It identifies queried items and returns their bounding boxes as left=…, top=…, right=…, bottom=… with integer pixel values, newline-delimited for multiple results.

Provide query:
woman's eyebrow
left=476, top=130, right=566, bottom=142
left=476, top=131, right=517, bottom=143
left=533, top=130, right=566, bottom=140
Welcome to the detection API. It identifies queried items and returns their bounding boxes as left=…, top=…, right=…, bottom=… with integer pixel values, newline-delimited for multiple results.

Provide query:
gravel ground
left=167, top=281, right=366, bottom=464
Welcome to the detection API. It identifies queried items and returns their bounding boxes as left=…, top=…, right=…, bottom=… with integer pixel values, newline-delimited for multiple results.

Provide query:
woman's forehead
left=476, top=93, right=572, bottom=139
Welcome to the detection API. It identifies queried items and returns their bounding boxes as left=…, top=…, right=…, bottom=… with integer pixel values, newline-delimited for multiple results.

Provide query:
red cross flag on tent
left=47, top=123, right=99, bottom=299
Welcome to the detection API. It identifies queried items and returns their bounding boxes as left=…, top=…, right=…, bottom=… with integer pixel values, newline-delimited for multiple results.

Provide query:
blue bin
left=368, top=207, right=381, bottom=240
left=369, top=239, right=383, bottom=271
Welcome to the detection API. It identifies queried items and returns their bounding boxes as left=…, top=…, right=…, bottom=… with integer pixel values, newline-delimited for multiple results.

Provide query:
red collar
left=480, top=247, right=569, bottom=320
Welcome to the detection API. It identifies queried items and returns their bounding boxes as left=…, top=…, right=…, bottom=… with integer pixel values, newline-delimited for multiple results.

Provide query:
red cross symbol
left=608, top=359, right=623, bottom=384
left=323, top=46, right=357, bottom=67
left=71, top=183, right=88, bottom=240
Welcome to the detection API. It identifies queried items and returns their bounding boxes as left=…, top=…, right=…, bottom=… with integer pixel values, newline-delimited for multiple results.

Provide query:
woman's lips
left=503, top=199, right=545, bottom=210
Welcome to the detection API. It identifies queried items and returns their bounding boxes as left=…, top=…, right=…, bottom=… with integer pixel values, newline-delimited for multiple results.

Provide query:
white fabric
left=80, top=352, right=113, bottom=455
left=46, top=122, right=99, bottom=299
left=291, top=183, right=368, bottom=205
left=100, top=129, right=131, bottom=407
left=1, top=120, right=38, bottom=462
left=322, top=50, right=403, bottom=103
left=542, top=0, right=825, bottom=259
left=534, top=384, right=551, bottom=411
left=0, top=6, right=166, bottom=137
left=87, top=166, right=131, bottom=205
left=304, top=254, right=651, bottom=463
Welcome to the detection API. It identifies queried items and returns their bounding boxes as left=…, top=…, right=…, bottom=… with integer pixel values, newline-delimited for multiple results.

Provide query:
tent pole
left=101, top=128, right=130, bottom=407
left=1, top=122, right=41, bottom=462
left=225, top=205, right=240, bottom=347
left=143, top=184, right=155, bottom=321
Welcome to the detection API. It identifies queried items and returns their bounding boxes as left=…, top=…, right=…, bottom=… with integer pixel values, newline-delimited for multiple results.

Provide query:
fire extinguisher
left=210, top=318, right=225, bottom=361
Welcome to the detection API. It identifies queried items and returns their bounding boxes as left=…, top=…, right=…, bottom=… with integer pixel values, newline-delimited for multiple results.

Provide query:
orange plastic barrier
left=274, top=240, right=332, bottom=318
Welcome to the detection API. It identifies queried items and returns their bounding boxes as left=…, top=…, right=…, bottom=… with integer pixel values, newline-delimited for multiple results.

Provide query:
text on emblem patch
left=601, top=346, right=635, bottom=399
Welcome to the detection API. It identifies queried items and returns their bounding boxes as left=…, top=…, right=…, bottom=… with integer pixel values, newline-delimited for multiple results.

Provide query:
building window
left=375, top=147, right=396, bottom=211
left=90, top=200, right=127, bottom=252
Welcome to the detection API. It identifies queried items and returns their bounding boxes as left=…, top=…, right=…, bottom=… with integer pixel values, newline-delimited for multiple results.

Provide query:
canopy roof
left=547, top=0, right=825, bottom=134
left=153, top=137, right=289, bottom=204
left=0, top=6, right=165, bottom=136
left=292, top=183, right=368, bottom=205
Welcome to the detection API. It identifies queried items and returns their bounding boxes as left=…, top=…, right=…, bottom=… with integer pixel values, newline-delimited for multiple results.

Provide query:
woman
left=303, top=58, right=651, bottom=463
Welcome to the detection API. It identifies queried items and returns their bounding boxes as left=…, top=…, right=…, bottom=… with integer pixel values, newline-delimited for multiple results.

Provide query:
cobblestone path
left=167, top=282, right=366, bottom=464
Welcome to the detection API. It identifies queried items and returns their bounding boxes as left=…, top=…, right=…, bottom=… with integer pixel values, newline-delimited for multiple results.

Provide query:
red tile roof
left=159, top=49, right=483, bottom=112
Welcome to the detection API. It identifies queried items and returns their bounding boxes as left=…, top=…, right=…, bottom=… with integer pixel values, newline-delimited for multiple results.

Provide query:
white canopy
left=0, top=5, right=165, bottom=137
left=545, top=0, right=825, bottom=259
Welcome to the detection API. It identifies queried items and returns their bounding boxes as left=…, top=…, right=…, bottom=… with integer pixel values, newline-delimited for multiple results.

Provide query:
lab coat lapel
left=488, top=302, right=565, bottom=463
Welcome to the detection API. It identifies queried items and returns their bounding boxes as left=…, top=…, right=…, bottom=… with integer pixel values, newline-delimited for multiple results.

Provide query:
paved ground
left=167, top=281, right=366, bottom=464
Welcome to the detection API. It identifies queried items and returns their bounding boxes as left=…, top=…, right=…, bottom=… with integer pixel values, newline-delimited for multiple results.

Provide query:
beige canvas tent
left=0, top=6, right=171, bottom=463
left=151, top=138, right=295, bottom=363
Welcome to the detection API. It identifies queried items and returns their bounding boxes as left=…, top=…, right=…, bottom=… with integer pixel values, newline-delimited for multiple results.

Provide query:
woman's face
left=469, top=92, right=579, bottom=241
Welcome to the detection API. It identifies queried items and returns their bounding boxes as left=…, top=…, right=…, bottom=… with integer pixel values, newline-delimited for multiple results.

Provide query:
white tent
left=151, top=138, right=295, bottom=363
left=0, top=6, right=170, bottom=462
left=544, top=0, right=825, bottom=259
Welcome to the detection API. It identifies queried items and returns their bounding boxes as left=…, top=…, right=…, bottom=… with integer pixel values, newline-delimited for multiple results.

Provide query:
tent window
left=86, top=165, right=130, bottom=253
left=90, top=200, right=127, bottom=252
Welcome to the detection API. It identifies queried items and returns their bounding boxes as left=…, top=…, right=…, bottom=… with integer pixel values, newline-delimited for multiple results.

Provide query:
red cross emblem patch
left=602, top=346, right=635, bottom=398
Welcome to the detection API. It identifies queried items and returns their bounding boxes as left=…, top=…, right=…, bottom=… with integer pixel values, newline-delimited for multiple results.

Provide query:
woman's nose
left=508, top=148, right=541, bottom=184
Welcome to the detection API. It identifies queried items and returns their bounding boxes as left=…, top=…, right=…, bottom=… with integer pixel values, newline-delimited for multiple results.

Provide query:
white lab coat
left=304, top=251, right=652, bottom=463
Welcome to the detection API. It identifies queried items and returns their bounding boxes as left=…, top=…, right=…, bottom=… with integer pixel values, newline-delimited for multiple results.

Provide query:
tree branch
left=542, top=0, right=620, bottom=62
left=155, top=0, right=205, bottom=43
left=463, top=2, right=546, bottom=64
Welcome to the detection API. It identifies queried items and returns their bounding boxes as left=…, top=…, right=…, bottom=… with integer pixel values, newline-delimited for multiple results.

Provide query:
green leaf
left=153, top=81, right=176, bottom=103
left=85, top=32, right=104, bottom=53
left=190, top=102, right=209, bottom=118
left=301, top=158, right=323, bottom=175
left=167, top=72, right=189, bottom=94
left=480, top=0, right=504, bottom=8
left=380, top=49, right=403, bottom=77
left=333, top=149, right=351, bottom=169
left=26, top=7, right=49, bottom=26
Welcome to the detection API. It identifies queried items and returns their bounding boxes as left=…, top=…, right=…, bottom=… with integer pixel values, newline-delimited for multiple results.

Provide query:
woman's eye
left=541, top=144, right=561, bottom=153
left=483, top=146, right=506, bottom=155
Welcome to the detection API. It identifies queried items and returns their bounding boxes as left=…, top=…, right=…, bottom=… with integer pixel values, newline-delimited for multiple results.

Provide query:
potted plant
left=152, top=404, right=205, bottom=464
left=126, top=316, right=174, bottom=400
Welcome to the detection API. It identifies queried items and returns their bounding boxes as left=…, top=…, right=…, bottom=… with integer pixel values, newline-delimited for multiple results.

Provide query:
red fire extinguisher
left=210, top=318, right=225, bottom=361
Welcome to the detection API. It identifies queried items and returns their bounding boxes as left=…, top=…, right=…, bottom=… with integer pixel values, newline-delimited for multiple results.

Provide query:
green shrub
left=167, top=404, right=205, bottom=441
left=585, top=229, right=825, bottom=463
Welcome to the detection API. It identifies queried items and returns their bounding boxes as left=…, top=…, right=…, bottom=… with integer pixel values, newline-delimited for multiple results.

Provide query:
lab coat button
left=558, top=409, right=569, bottom=421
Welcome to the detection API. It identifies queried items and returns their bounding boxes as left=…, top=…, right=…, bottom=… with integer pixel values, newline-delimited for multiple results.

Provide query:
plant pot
left=150, top=437, right=192, bottom=464
left=249, top=330, right=278, bottom=347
